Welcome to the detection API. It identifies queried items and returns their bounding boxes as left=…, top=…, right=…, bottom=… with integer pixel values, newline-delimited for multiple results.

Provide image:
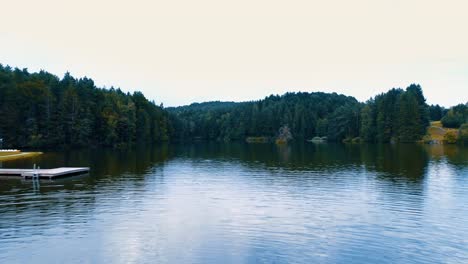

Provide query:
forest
left=169, top=85, right=438, bottom=143
left=0, top=65, right=170, bottom=148
left=0, top=65, right=466, bottom=148
left=170, top=86, right=467, bottom=143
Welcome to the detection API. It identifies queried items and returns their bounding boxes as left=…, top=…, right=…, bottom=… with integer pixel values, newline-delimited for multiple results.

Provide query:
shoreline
left=0, top=151, right=42, bottom=162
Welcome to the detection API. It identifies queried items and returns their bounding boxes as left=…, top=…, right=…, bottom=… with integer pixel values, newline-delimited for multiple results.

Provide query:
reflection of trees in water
left=0, top=144, right=173, bottom=240
left=174, top=142, right=362, bottom=170
left=1, top=143, right=464, bottom=220
left=6, top=142, right=455, bottom=188
left=0, top=144, right=172, bottom=214
left=171, top=143, right=435, bottom=215
left=359, top=144, right=429, bottom=183
left=83, top=144, right=172, bottom=178
left=174, top=142, right=433, bottom=183
left=275, top=144, right=292, bottom=163
left=424, top=144, right=468, bottom=168
left=2, top=143, right=172, bottom=178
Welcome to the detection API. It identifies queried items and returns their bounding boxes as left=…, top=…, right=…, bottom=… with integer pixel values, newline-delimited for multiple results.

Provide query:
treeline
left=0, top=65, right=170, bottom=148
left=1, top=64, right=465, bottom=148
left=440, top=104, right=467, bottom=128
left=169, top=84, right=434, bottom=143
left=360, top=85, right=430, bottom=142
left=169, top=93, right=360, bottom=141
left=428, top=103, right=468, bottom=127
left=439, top=103, right=468, bottom=145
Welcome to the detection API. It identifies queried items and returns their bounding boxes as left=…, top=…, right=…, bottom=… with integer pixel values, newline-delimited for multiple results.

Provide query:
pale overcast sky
left=1, top=0, right=467, bottom=107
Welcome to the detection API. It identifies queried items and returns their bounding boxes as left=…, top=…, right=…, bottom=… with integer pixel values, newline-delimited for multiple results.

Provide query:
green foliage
left=246, top=137, right=269, bottom=143
left=429, top=104, right=444, bottom=121
left=327, top=103, right=360, bottom=141
left=169, top=92, right=360, bottom=142
left=169, top=85, right=432, bottom=143
left=398, top=91, right=421, bottom=142
left=375, top=88, right=403, bottom=142
left=359, top=84, right=430, bottom=143
left=315, top=118, right=328, bottom=137
left=444, top=130, right=458, bottom=144
left=360, top=104, right=376, bottom=142
left=459, top=123, right=468, bottom=145
left=0, top=65, right=170, bottom=148
left=0, top=64, right=440, bottom=146
left=441, top=104, right=468, bottom=128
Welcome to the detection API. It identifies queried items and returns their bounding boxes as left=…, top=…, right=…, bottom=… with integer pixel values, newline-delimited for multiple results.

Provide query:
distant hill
left=169, top=92, right=361, bottom=142
left=168, top=86, right=441, bottom=143
left=168, top=101, right=238, bottom=113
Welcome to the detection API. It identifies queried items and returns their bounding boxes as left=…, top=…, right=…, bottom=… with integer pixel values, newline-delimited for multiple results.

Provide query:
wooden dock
left=0, top=167, right=90, bottom=179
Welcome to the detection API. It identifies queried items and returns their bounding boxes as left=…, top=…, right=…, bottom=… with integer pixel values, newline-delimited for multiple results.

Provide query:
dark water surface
left=0, top=143, right=467, bottom=263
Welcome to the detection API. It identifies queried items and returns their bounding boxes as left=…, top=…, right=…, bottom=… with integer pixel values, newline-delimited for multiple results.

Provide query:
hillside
left=168, top=101, right=238, bottom=113
left=424, top=121, right=462, bottom=144
left=169, top=86, right=431, bottom=143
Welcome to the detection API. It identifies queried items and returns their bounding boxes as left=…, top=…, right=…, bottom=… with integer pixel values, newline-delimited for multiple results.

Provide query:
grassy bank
left=422, top=121, right=460, bottom=144
left=0, top=152, right=42, bottom=162
left=0, top=150, right=20, bottom=156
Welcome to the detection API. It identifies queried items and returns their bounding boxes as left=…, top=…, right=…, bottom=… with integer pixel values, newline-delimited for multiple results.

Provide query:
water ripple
left=0, top=144, right=467, bottom=263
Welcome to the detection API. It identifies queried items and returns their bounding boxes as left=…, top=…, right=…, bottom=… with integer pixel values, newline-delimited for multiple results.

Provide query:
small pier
left=0, top=167, right=90, bottom=180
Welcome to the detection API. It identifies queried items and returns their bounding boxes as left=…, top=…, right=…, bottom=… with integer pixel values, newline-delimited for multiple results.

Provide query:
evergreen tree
left=0, top=65, right=170, bottom=148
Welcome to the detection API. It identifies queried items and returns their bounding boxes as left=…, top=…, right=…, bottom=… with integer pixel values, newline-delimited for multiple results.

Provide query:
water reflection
left=0, top=143, right=467, bottom=263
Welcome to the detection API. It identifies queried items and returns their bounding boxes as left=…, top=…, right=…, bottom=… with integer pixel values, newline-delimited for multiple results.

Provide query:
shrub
left=246, top=137, right=269, bottom=143
left=441, top=104, right=468, bottom=128
left=444, top=130, right=458, bottom=144
left=459, top=123, right=468, bottom=145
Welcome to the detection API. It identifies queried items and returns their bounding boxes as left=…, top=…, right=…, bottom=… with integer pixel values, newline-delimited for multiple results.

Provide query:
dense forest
left=1, top=65, right=466, bottom=148
left=0, top=65, right=170, bottom=148
left=169, top=93, right=361, bottom=141
left=170, top=84, right=438, bottom=143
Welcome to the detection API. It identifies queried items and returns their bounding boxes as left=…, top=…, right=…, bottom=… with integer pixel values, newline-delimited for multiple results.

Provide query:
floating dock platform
left=0, top=167, right=90, bottom=179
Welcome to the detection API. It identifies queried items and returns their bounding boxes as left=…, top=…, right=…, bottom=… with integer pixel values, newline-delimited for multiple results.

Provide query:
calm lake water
left=0, top=143, right=467, bottom=263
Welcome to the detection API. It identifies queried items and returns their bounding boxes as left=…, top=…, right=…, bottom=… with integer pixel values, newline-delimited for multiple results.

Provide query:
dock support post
left=31, top=164, right=40, bottom=180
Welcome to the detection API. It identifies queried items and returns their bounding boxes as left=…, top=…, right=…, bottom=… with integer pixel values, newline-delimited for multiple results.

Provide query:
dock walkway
left=0, top=167, right=90, bottom=179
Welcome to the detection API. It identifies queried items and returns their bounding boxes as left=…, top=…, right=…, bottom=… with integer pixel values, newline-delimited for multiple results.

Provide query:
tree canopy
left=441, top=103, right=468, bottom=128
left=2, top=64, right=462, bottom=147
left=0, top=65, right=170, bottom=148
left=170, top=84, right=432, bottom=143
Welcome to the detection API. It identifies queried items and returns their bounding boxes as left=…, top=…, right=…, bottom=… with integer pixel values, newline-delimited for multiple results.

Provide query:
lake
left=0, top=143, right=467, bottom=263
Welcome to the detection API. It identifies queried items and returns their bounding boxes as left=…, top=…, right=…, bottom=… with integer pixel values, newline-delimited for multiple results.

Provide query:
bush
left=246, top=137, right=269, bottom=143
left=444, top=130, right=458, bottom=144
left=459, top=123, right=468, bottom=145
left=441, top=104, right=467, bottom=128
left=421, top=135, right=433, bottom=144
left=342, top=137, right=352, bottom=143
